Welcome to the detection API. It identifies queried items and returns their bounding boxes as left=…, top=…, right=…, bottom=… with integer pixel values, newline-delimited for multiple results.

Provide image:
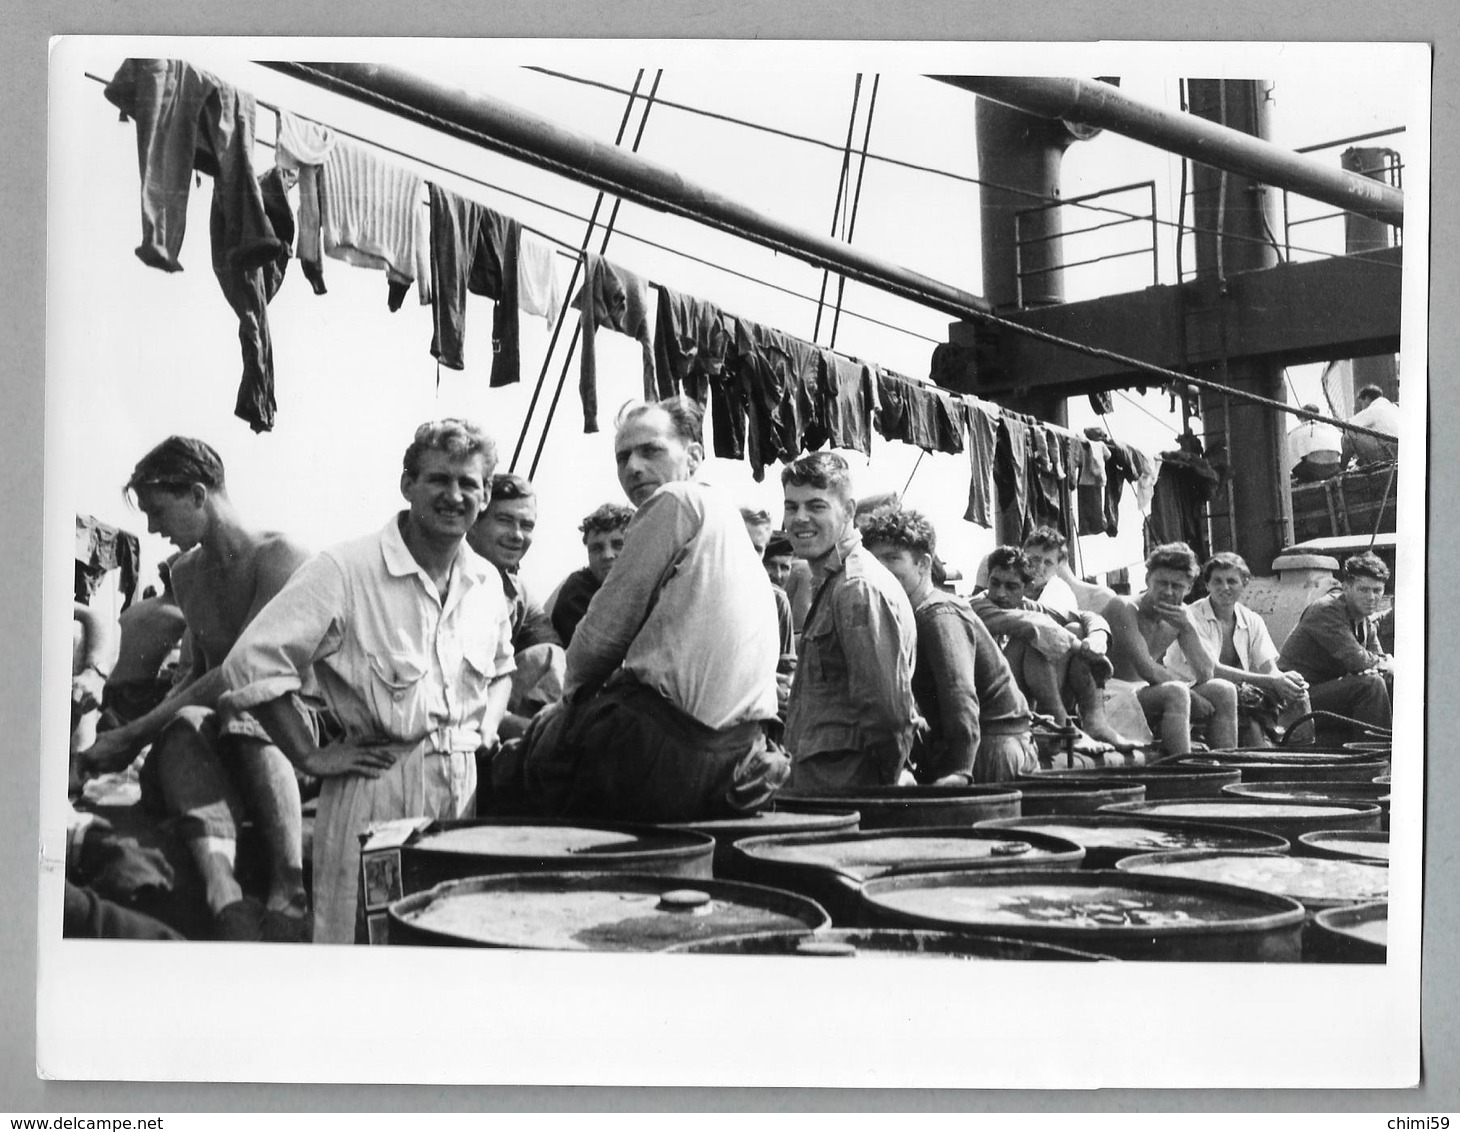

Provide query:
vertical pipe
left=1342, top=146, right=1401, bottom=404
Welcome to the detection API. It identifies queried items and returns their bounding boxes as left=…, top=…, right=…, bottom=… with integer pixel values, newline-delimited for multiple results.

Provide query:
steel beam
left=258, top=61, right=992, bottom=320
left=931, top=76, right=1404, bottom=229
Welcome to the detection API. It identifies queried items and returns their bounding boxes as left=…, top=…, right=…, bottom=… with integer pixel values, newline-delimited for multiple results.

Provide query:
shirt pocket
left=461, top=635, right=504, bottom=686
left=366, top=649, right=430, bottom=732
left=801, top=619, right=847, bottom=690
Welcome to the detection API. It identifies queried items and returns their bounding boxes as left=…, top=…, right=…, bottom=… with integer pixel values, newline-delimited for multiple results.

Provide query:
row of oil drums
left=380, top=741, right=1392, bottom=963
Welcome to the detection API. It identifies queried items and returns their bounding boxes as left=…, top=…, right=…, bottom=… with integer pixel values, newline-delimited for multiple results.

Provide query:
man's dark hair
left=764, top=533, right=794, bottom=559
left=125, top=436, right=226, bottom=501
left=1145, top=541, right=1200, bottom=577
left=615, top=396, right=705, bottom=447
left=1023, top=525, right=1068, bottom=557
left=781, top=451, right=854, bottom=506
left=860, top=506, right=937, bottom=558
left=1354, top=385, right=1385, bottom=408
left=488, top=472, right=536, bottom=504
left=987, top=545, right=1033, bottom=583
left=579, top=503, right=636, bottom=540
left=1202, top=551, right=1251, bottom=585
left=403, top=419, right=496, bottom=479
left=1342, top=551, right=1391, bottom=585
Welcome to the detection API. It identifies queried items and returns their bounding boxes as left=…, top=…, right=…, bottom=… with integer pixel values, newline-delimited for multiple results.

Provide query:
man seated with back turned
left=862, top=507, right=1037, bottom=784
left=220, top=419, right=517, bottom=943
left=1277, top=551, right=1393, bottom=734
left=485, top=396, right=788, bottom=822
left=781, top=452, right=918, bottom=792
left=76, top=437, right=314, bottom=942
left=1105, top=542, right=1239, bottom=755
left=550, top=502, right=635, bottom=647
left=467, top=473, right=565, bottom=739
left=1342, top=385, right=1401, bottom=468
left=971, top=546, right=1137, bottom=756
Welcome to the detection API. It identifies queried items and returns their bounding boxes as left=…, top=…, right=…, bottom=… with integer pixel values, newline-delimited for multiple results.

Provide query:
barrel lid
left=663, top=927, right=1110, bottom=960
left=410, top=820, right=713, bottom=861
left=664, top=808, right=859, bottom=838
left=1313, top=900, right=1388, bottom=948
left=1297, top=831, right=1391, bottom=862
left=733, top=827, right=1085, bottom=880
left=1103, top=800, right=1379, bottom=821
left=975, top=815, right=1290, bottom=855
left=1117, top=851, right=1389, bottom=907
left=389, top=871, right=830, bottom=950
left=778, top=785, right=1021, bottom=805
left=860, top=868, right=1306, bottom=937
left=1222, top=782, right=1388, bottom=803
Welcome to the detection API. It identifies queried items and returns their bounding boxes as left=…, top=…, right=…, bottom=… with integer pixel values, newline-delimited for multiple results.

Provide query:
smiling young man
left=550, top=502, right=635, bottom=647
left=1277, top=551, right=1394, bottom=731
left=1164, top=552, right=1313, bottom=746
left=1105, top=542, right=1239, bottom=755
left=219, top=420, right=516, bottom=943
left=485, top=396, right=787, bottom=822
left=468, top=473, right=565, bottom=738
left=862, top=508, right=1036, bottom=784
left=780, top=452, right=918, bottom=791
left=75, top=436, right=314, bottom=942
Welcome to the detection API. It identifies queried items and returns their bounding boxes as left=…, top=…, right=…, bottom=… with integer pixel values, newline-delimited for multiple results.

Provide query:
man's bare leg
left=1020, top=651, right=1112, bottom=757
left=1067, top=658, right=1141, bottom=752
left=1190, top=679, right=1239, bottom=750
left=234, top=739, right=307, bottom=917
left=1136, top=681, right=1193, bottom=756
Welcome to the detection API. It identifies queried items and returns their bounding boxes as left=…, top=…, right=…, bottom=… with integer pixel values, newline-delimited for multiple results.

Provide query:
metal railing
left=1282, top=127, right=1405, bottom=262
left=1013, top=180, right=1159, bottom=307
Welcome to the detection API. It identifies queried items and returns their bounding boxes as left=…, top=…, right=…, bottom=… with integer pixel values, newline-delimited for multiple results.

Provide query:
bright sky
left=49, top=38, right=1421, bottom=613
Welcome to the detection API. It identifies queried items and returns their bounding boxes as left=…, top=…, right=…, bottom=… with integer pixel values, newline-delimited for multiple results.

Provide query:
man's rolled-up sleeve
left=220, top=554, right=347, bottom=713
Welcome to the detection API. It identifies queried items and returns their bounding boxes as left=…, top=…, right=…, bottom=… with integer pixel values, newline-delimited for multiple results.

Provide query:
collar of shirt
left=807, top=526, right=862, bottom=582
left=380, top=513, right=493, bottom=610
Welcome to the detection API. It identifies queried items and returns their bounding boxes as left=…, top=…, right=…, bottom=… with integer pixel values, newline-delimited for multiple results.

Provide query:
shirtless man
left=1104, top=542, right=1238, bottom=755
left=78, top=437, right=313, bottom=941
left=971, top=546, right=1137, bottom=755
left=98, top=556, right=188, bottom=730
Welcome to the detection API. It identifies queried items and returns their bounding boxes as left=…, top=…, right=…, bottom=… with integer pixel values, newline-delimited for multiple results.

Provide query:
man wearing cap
left=76, top=436, right=314, bottom=941
left=220, top=419, right=516, bottom=943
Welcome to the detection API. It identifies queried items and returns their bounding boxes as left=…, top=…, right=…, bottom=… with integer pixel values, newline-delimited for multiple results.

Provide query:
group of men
left=1287, top=384, right=1401, bottom=482
left=68, top=394, right=1396, bottom=945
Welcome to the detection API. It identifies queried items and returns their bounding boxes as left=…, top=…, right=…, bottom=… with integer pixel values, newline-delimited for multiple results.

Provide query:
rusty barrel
left=1021, top=764, right=1241, bottom=800
left=658, top=808, right=859, bottom=878
left=665, top=927, right=1110, bottom=960
left=1098, top=799, right=1382, bottom=845
left=730, top=826, right=1084, bottom=924
left=1221, top=781, right=1391, bottom=831
left=1115, top=849, right=1389, bottom=959
left=1171, top=754, right=1389, bottom=784
left=975, top=814, right=1289, bottom=869
left=773, top=785, right=1021, bottom=831
left=1296, top=830, right=1390, bottom=864
left=858, top=869, right=1306, bottom=962
left=1005, top=777, right=1145, bottom=815
left=387, top=871, right=830, bottom=949
left=1307, top=901, right=1388, bottom=963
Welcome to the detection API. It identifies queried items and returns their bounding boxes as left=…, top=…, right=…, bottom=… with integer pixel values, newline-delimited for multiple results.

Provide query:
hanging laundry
left=570, top=253, right=655, bottom=433
left=103, top=59, right=285, bottom=276
left=429, top=184, right=522, bottom=389
left=875, top=369, right=933, bottom=449
left=1146, top=444, right=1223, bottom=560
left=1088, top=390, right=1115, bottom=416
left=213, top=167, right=295, bottom=433
left=962, top=401, right=1000, bottom=529
left=74, top=515, right=141, bottom=609
left=723, top=321, right=819, bottom=480
left=1130, top=448, right=1160, bottom=518
left=1077, top=434, right=1111, bottom=537
left=994, top=415, right=1033, bottom=546
left=274, top=111, right=337, bottom=296
left=653, top=285, right=735, bottom=405
left=817, top=350, right=876, bottom=458
left=315, top=139, right=429, bottom=311
left=516, top=230, right=565, bottom=327
left=1028, top=425, right=1064, bottom=530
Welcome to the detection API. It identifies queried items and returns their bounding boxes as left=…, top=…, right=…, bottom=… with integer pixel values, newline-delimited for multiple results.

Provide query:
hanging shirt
left=516, top=230, right=565, bottom=326
left=963, top=401, right=1000, bottom=529
left=727, top=322, right=819, bottom=479
left=995, top=415, right=1033, bottom=546
left=653, top=285, right=736, bottom=406
left=429, top=184, right=522, bottom=388
left=220, top=515, right=515, bottom=944
left=317, top=139, right=429, bottom=310
left=571, top=254, right=656, bottom=433
left=818, top=350, right=876, bottom=457
left=274, top=111, right=338, bottom=296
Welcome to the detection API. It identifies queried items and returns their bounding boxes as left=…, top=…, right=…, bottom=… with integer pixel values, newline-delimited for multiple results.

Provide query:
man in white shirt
left=1343, top=385, right=1401, bottom=467
left=1166, top=553, right=1312, bottom=747
left=1287, top=404, right=1344, bottom=483
left=220, top=419, right=516, bottom=943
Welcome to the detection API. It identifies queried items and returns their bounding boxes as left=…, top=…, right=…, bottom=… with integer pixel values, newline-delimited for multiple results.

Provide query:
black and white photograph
left=32, top=35, right=1429, bottom=1092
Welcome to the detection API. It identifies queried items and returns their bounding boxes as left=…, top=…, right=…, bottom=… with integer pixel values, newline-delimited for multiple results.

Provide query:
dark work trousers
left=1307, top=672, right=1392, bottom=731
left=429, top=184, right=521, bottom=389
left=212, top=167, right=294, bottom=433
left=104, top=58, right=284, bottom=276
left=484, top=675, right=777, bottom=823
left=571, top=253, right=655, bottom=432
left=995, top=415, right=1033, bottom=545
left=1028, top=426, right=1063, bottom=530
left=931, top=389, right=965, bottom=455
left=64, top=882, right=185, bottom=941
left=653, top=285, right=734, bottom=405
left=964, top=402, right=999, bottom=529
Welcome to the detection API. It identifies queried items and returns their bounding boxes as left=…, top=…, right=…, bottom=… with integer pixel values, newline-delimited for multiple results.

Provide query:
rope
left=828, top=74, right=880, bottom=351
left=812, top=75, right=863, bottom=345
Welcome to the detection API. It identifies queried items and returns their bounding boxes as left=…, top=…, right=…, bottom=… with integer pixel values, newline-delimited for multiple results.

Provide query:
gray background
left=4, top=0, right=1454, bottom=1113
